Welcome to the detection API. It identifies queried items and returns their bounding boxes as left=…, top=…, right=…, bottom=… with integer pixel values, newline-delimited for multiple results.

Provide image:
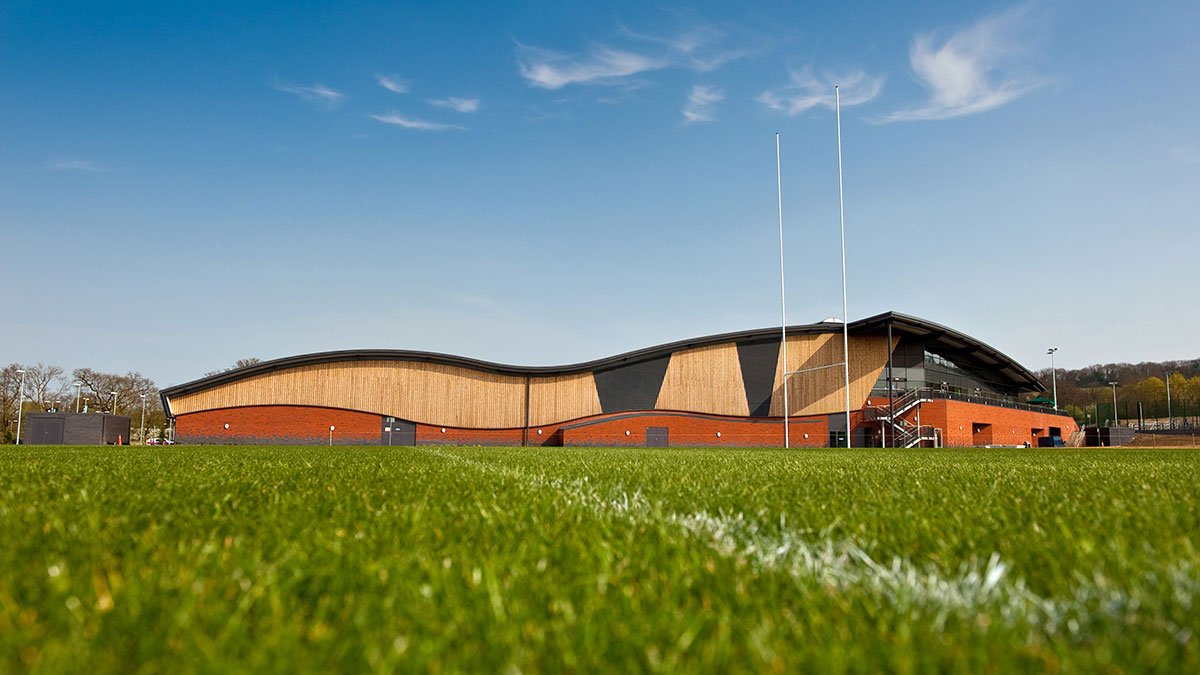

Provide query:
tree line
left=1, top=364, right=166, bottom=443
left=1033, top=358, right=1200, bottom=427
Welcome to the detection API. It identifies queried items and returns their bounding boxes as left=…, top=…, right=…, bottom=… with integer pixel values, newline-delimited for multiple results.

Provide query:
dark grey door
left=28, top=417, right=65, bottom=444
left=382, top=417, right=417, bottom=446
left=646, top=426, right=668, bottom=447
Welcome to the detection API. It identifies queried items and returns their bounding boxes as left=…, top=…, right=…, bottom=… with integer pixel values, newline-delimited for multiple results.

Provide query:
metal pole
left=74, top=382, right=81, bottom=413
left=1166, top=372, right=1173, bottom=430
left=835, top=86, right=851, bottom=448
left=1047, top=348, right=1058, bottom=409
left=776, top=132, right=789, bottom=449
left=1109, top=382, right=1119, bottom=427
left=14, top=369, right=26, bottom=445
left=329, top=425, right=335, bottom=446
left=140, top=394, right=147, bottom=444
left=886, top=320, right=894, bottom=448
left=110, top=391, right=118, bottom=415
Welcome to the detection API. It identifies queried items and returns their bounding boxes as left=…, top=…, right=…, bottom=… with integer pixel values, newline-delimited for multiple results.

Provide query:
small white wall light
left=440, top=428, right=446, bottom=433
left=803, top=433, right=809, bottom=439
left=224, top=423, right=229, bottom=430
left=537, top=429, right=543, bottom=435
left=716, top=431, right=721, bottom=438
left=625, top=430, right=631, bottom=436
left=330, top=426, right=335, bottom=431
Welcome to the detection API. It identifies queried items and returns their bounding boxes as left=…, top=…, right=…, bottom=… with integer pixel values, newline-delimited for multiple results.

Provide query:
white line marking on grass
left=419, top=447, right=1199, bottom=638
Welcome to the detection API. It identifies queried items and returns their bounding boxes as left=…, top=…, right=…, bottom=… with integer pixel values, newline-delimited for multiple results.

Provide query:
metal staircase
left=866, top=389, right=940, bottom=448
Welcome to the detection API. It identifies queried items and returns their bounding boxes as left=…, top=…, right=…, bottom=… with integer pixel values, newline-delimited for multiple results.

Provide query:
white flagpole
left=776, top=133, right=789, bottom=449
left=836, top=87, right=851, bottom=448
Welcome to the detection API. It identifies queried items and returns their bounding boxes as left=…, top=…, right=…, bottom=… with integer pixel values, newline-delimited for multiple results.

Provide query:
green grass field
left=1, top=446, right=1198, bottom=673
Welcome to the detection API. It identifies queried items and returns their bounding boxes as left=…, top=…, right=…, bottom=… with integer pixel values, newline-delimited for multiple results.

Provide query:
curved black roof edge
left=160, top=311, right=1045, bottom=408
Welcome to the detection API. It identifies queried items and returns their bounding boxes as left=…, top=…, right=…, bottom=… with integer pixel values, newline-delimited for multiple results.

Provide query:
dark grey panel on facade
left=26, top=417, right=64, bottom=444
left=593, top=355, right=671, bottom=414
left=737, top=337, right=781, bottom=417
left=65, top=414, right=104, bottom=444
left=382, top=417, right=416, bottom=446
left=646, top=426, right=669, bottom=447
left=100, top=415, right=131, bottom=444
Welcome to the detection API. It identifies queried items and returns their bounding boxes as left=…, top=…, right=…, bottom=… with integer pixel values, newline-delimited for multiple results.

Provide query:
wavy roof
left=160, top=311, right=1045, bottom=407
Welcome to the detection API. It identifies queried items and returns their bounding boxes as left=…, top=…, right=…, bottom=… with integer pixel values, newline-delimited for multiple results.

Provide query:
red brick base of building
left=175, top=403, right=1077, bottom=448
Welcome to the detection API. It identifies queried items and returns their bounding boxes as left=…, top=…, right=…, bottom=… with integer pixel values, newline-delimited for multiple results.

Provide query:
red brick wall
left=177, top=406, right=836, bottom=447
left=177, top=406, right=380, bottom=445
left=916, top=400, right=1078, bottom=447
left=560, top=412, right=829, bottom=447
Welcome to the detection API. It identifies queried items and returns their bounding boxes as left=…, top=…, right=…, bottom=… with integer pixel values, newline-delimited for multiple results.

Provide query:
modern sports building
left=161, top=312, right=1077, bottom=448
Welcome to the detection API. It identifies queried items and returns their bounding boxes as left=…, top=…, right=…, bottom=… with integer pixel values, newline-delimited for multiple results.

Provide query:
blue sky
left=3, top=1, right=1197, bottom=386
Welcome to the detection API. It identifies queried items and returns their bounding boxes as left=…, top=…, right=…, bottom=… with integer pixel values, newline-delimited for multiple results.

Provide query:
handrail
left=872, top=387, right=1070, bottom=417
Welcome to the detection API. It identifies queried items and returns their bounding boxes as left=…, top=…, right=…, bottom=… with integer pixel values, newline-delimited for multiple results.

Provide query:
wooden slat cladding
left=769, top=334, right=893, bottom=416
left=528, top=373, right=602, bottom=426
left=655, top=343, right=750, bottom=416
left=168, top=360, right=527, bottom=428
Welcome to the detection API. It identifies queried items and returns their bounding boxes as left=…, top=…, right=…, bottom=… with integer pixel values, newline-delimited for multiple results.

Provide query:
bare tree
left=204, top=357, right=261, bottom=377
left=72, top=368, right=159, bottom=416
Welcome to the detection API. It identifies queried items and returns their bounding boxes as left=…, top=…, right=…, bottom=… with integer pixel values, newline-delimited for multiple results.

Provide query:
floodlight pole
left=140, top=394, right=147, bottom=444
left=14, top=369, right=26, bottom=445
left=1166, top=372, right=1173, bottom=430
left=1047, top=347, right=1058, bottom=409
left=1108, top=382, right=1119, bottom=427
left=74, top=381, right=82, bottom=413
left=111, top=392, right=118, bottom=415
left=835, top=86, right=851, bottom=448
left=776, top=132, right=789, bottom=449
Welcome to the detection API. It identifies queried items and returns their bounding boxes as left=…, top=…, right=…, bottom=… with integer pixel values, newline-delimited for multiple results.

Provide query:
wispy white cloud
left=619, top=22, right=752, bottom=72
left=682, top=85, right=724, bottom=123
left=47, top=159, right=105, bottom=172
left=269, top=77, right=345, bottom=106
left=1171, top=145, right=1200, bottom=166
left=368, top=112, right=464, bottom=131
left=758, top=68, right=884, bottom=115
left=517, top=20, right=752, bottom=92
left=879, top=6, right=1045, bottom=123
left=375, top=74, right=409, bottom=94
left=429, top=96, right=480, bottom=113
left=516, top=43, right=668, bottom=89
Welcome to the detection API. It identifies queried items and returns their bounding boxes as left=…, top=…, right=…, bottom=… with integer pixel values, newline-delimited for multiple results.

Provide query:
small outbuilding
left=21, top=413, right=132, bottom=445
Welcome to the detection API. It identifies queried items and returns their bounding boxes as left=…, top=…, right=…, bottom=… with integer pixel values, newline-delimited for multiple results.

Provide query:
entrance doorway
left=382, top=417, right=416, bottom=446
left=646, top=427, right=668, bottom=447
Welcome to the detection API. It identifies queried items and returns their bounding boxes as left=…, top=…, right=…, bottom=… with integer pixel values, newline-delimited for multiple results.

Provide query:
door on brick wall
left=971, top=423, right=992, bottom=446
left=381, top=417, right=417, bottom=446
left=27, top=417, right=64, bottom=444
left=646, top=427, right=668, bottom=447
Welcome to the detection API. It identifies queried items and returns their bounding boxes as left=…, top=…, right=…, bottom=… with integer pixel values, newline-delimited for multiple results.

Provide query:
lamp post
left=74, top=381, right=82, bottom=413
left=14, top=369, right=26, bottom=445
left=1166, top=372, right=1173, bottom=430
left=140, top=393, right=147, bottom=444
left=110, top=391, right=118, bottom=415
left=1047, top=347, right=1058, bottom=409
left=1108, top=382, right=1119, bottom=427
